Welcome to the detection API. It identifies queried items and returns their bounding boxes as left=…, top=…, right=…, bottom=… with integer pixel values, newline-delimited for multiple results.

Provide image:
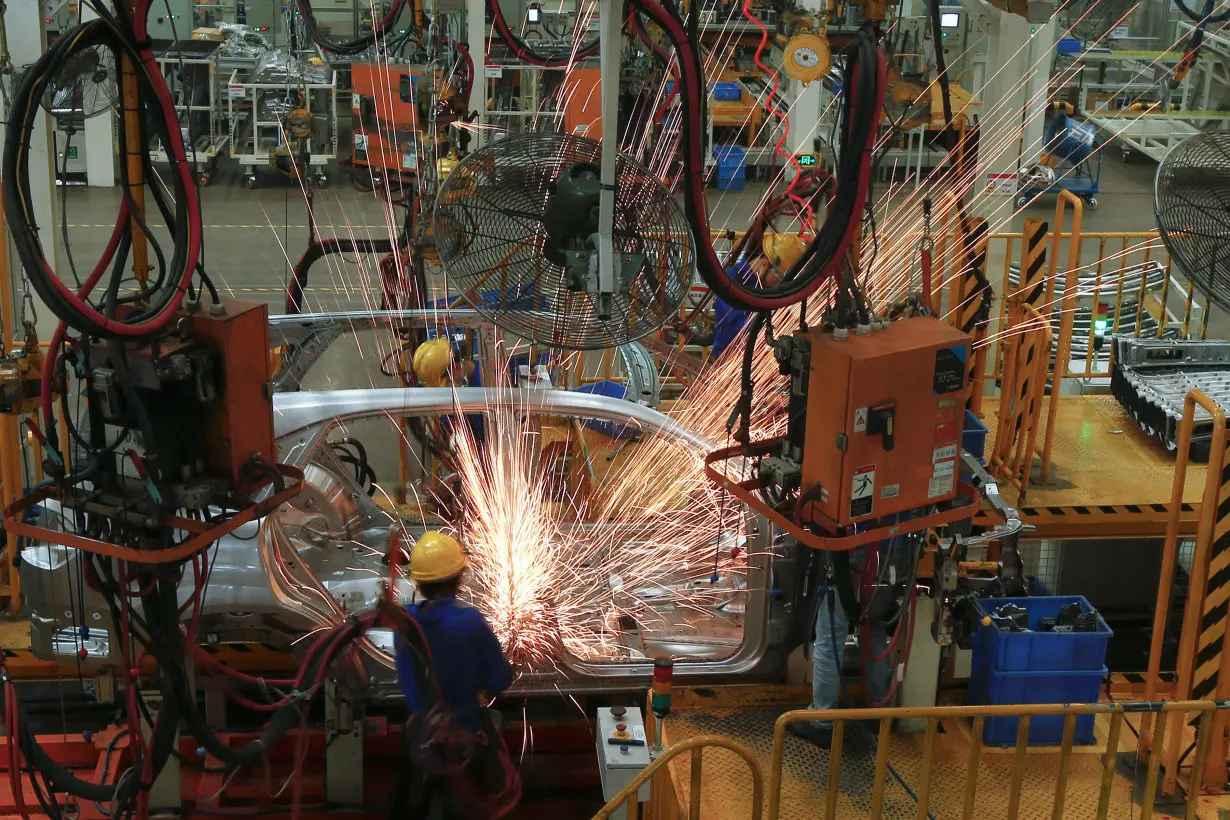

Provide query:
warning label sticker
left=932, top=443, right=957, bottom=463
left=935, top=421, right=957, bottom=442
left=928, top=474, right=955, bottom=498
left=880, top=484, right=900, bottom=500
left=853, top=406, right=868, bottom=433
left=933, top=459, right=956, bottom=478
left=851, top=465, right=875, bottom=518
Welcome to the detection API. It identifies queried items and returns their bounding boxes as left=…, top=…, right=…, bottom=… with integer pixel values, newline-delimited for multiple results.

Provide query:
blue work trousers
left=810, top=586, right=893, bottom=728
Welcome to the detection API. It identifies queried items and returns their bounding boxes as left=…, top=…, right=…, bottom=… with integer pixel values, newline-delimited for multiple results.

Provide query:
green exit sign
left=66, top=146, right=78, bottom=160
left=796, top=153, right=818, bottom=167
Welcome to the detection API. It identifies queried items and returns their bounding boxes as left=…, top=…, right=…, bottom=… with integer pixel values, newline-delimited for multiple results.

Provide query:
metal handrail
left=591, top=734, right=764, bottom=820
left=768, top=700, right=1230, bottom=820
left=1141, top=389, right=1228, bottom=795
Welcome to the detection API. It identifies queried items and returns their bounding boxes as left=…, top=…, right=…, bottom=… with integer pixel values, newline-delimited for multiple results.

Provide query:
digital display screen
left=940, top=11, right=961, bottom=27
left=796, top=153, right=818, bottom=167
left=527, top=6, right=541, bottom=23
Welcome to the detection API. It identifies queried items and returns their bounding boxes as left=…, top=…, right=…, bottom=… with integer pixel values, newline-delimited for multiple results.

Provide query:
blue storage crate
left=712, top=81, right=741, bottom=101
left=715, top=171, right=745, bottom=191
left=973, top=596, right=1112, bottom=672
left=1057, top=37, right=1082, bottom=55
left=962, top=410, right=988, bottom=463
left=968, top=662, right=1103, bottom=746
left=713, top=145, right=746, bottom=169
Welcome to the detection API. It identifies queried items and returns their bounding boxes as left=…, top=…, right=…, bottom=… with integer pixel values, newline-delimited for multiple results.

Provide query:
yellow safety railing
left=1142, top=389, right=1229, bottom=794
left=591, top=734, right=764, bottom=820
left=989, top=302, right=1052, bottom=502
left=768, top=700, right=1230, bottom=820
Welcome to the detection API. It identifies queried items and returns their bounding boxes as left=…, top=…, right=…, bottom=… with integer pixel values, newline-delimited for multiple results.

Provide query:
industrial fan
left=40, top=44, right=119, bottom=122
left=433, top=133, right=694, bottom=350
left=1056, top=0, right=1135, bottom=42
left=1154, top=132, right=1230, bottom=312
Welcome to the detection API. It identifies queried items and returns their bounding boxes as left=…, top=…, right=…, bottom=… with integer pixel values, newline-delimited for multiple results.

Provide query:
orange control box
left=800, top=317, right=971, bottom=529
left=187, top=298, right=276, bottom=485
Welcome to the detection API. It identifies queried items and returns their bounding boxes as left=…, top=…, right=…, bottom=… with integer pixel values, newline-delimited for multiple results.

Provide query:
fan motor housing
left=543, top=162, right=603, bottom=267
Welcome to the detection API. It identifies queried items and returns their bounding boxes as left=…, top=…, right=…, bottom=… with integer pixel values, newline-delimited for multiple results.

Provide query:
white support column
left=595, top=0, right=620, bottom=318
left=80, top=1, right=117, bottom=187
left=974, top=13, right=1055, bottom=224
left=787, top=81, right=822, bottom=161
left=786, top=0, right=825, bottom=166
left=468, top=0, right=487, bottom=149
left=3, top=3, right=63, bottom=280
left=898, top=595, right=943, bottom=730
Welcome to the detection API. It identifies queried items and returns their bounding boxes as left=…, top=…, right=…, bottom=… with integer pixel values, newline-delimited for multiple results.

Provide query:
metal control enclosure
left=595, top=706, right=650, bottom=819
left=801, top=317, right=972, bottom=528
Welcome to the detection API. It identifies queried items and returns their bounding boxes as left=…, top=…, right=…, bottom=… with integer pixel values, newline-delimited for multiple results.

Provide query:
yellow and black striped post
left=1019, top=218, right=1048, bottom=307
left=1158, top=391, right=1230, bottom=794
left=955, top=217, right=991, bottom=413
left=1188, top=436, right=1230, bottom=791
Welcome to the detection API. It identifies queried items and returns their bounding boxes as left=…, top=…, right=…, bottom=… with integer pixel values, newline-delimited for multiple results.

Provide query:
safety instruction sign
left=853, top=406, right=868, bottom=433
left=984, top=172, right=1017, bottom=195
left=851, top=464, right=875, bottom=518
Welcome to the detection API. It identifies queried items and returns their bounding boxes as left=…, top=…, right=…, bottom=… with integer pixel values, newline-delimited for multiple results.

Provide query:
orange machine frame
left=351, top=62, right=426, bottom=178
left=562, top=67, right=602, bottom=138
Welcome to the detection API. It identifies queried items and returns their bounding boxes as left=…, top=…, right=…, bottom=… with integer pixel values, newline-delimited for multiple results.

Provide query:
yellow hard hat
left=413, top=338, right=453, bottom=387
left=762, top=232, right=809, bottom=272
left=308, top=56, right=326, bottom=67
left=410, top=530, right=468, bottom=582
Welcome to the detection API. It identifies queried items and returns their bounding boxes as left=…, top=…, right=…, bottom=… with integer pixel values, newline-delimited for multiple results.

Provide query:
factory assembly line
left=4, top=0, right=1230, bottom=817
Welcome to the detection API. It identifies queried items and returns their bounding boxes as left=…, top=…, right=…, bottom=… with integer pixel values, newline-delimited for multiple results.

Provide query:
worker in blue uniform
left=711, top=255, right=773, bottom=359
left=790, top=546, right=891, bottom=750
left=712, top=232, right=808, bottom=358
left=391, top=531, right=517, bottom=818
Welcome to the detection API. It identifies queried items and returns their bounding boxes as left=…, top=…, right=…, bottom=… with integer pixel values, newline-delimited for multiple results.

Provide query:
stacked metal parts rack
left=1112, top=336, right=1230, bottom=460
left=149, top=38, right=231, bottom=185
left=226, top=59, right=338, bottom=189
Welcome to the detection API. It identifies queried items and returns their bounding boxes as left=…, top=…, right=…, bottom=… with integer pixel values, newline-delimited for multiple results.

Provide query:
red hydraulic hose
left=25, top=2, right=202, bottom=338
left=742, top=0, right=813, bottom=229
left=40, top=199, right=131, bottom=435
left=6, top=682, right=28, bottom=818
left=632, top=0, right=885, bottom=311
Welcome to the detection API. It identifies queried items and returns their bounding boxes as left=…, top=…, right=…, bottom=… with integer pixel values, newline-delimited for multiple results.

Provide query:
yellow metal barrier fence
left=1142, top=389, right=1230, bottom=795
left=591, top=734, right=764, bottom=820
left=768, top=700, right=1230, bottom=820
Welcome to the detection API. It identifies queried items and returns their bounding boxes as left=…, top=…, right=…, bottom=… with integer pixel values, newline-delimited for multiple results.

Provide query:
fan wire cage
left=1057, top=0, right=1135, bottom=42
left=1155, top=132, right=1230, bottom=313
left=433, top=133, right=694, bottom=350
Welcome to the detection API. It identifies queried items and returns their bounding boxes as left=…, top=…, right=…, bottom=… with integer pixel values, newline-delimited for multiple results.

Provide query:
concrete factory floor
left=48, top=149, right=1163, bottom=325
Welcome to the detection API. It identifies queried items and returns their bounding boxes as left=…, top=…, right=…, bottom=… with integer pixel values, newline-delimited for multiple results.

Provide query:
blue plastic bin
left=712, top=81, right=741, bottom=101
left=713, top=145, right=746, bottom=169
left=973, top=596, right=1112, bottom=672
left=715, top=170, right=745, bottom=191
left=1057, top=37, right=1082, bottom=55
left=968, top=662, right=1104, bottom=746
left=962, top=410, right=989, bottom=463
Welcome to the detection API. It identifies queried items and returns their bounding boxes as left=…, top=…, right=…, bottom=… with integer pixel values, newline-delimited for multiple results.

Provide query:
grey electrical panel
left=147, top=0, right=193, bottom=33
left=238, top=0, right=282, bottom=33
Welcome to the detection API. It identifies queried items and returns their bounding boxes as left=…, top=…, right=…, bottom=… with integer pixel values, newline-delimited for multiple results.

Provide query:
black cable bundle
left=295, top=0, right=412, bottom=56
left=4, top=11, right=200, bottom=339
left=632, top=0, right=886, bottom=312
left=928, top=0, right=993, bottom=330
